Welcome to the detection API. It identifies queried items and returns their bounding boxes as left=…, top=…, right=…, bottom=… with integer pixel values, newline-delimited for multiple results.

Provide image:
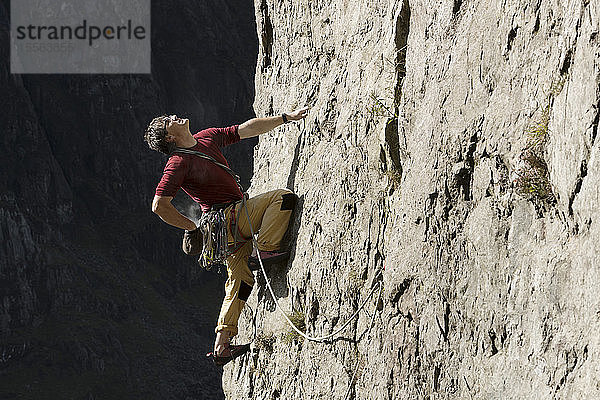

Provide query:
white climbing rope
left=242, top=200, right=384, bottom=343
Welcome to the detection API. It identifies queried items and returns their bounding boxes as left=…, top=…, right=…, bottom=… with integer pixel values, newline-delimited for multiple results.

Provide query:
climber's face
left=164, top=115, right=190, bottom=142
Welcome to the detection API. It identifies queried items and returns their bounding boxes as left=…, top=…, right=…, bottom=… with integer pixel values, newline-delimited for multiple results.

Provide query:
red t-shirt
left=154, top=125, right=243, bottom=212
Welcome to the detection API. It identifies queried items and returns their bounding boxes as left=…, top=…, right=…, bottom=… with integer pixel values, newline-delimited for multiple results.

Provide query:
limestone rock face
left=223, top=1, right=600, bottom=399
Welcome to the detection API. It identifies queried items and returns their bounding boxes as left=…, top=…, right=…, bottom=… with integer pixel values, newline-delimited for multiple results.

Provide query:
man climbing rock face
left=144, top=107, right=308, bottom=366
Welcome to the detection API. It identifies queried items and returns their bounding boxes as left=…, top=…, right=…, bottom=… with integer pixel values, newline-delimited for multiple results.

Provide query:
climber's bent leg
left=215, top=240, right=254, bottom=342
left=235, top=189, right=295, bottom=251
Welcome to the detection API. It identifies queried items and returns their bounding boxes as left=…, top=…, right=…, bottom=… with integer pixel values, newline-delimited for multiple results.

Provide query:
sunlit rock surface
left=222, top=1, right=600, bottom=399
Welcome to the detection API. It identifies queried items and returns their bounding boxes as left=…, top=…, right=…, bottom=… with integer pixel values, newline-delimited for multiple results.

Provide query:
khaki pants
left=215, top=189, right=295, bottom=336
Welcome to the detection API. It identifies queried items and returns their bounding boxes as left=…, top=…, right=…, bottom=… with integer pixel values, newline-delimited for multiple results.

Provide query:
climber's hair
left=144, top=115, right=175, bottom=155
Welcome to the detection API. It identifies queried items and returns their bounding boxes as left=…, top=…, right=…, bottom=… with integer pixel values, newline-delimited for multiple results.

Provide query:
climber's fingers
left=287, top=106, right=309, bottom=121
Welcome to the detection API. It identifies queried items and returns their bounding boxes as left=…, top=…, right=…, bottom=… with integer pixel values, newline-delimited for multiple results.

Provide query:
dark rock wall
left=0, top=1, right=257, bottom=398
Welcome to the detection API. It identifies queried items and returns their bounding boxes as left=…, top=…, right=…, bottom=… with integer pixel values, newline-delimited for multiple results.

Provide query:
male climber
left=144, top=107, right=308, bottom=366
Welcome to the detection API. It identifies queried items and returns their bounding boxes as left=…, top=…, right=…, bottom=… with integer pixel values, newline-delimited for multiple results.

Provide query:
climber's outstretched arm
left=152, top=195, right=197, bottom=231
left=238, top=107, right=309, bottom=139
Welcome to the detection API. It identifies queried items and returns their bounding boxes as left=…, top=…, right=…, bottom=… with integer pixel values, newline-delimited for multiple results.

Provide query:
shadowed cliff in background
left=0, top=1, right=257, bottom=398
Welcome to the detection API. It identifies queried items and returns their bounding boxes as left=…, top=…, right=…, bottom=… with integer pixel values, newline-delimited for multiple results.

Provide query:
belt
left=210, top=201, right=237, bottom=211
left=209, top=194, right=247, bottom=211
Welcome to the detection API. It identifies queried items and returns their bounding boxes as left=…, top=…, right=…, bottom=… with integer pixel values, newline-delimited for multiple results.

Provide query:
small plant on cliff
left=346, top=348, right=367, bottom=375
left=514, top=149, right=554, bottom=202
left=282, top=310, right=306, bottom=345
left=514, top=111, right=555, bottom=205
left=369, top=91, right=398, bottom=125
left=370, top=90, right=403, bottom=190
left=513, top=76, right=566, bottom=207
left=549, top=74, right=567, bottom=97
left=525, top=103, right=550, bottom=147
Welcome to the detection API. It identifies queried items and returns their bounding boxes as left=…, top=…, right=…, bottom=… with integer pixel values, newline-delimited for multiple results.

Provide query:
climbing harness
left=173, top=147, right=249, bottom=273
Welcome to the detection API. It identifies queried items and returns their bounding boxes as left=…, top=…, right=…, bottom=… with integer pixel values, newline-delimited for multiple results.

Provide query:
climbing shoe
left=248, top=249, right=289, bottom=271
left=207, top=343, right=251, bottom=367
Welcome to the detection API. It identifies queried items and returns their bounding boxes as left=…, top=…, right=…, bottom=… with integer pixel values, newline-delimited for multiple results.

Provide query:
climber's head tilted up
left=144, top=114, right=197, bottom=154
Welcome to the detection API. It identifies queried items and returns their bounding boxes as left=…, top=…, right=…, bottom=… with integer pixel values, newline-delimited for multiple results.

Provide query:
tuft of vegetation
left=513, top=75, right=567, bottom=207
left=369, top=91, right=398, bottom=124
left=514, top=149, right=554, bottom=203
left=371, top=91, right=403, bottom=189
left=514, top=110, right=554, bottom=204
left=525, top=103, right=551, bottom=148
left=549, top=75, right=567, bottom=97
left=282, top=310, right=306, bottom=345
left=343, top=350, right=365, bottom=391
